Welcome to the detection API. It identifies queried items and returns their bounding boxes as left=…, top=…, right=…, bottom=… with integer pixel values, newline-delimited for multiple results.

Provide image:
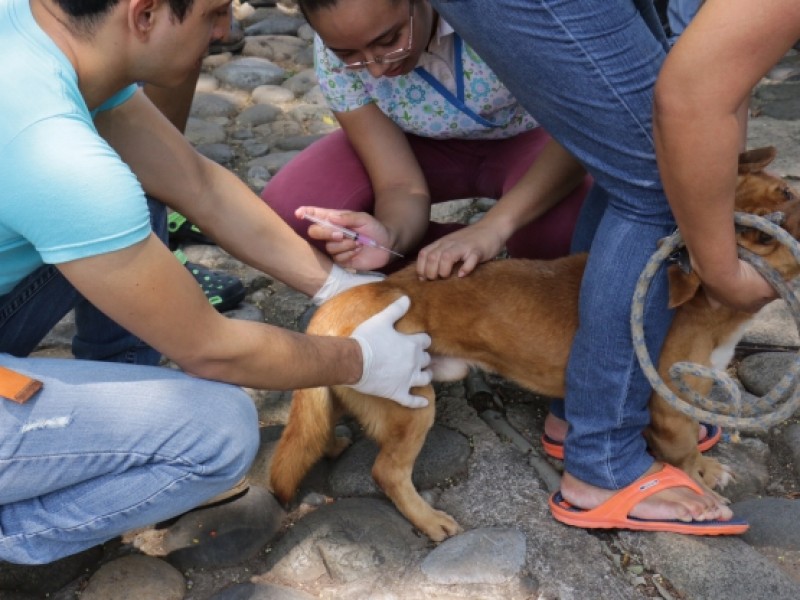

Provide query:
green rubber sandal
left=174, top=249, right=245, bottom=312
left=168, top=212, right=215, bottom=246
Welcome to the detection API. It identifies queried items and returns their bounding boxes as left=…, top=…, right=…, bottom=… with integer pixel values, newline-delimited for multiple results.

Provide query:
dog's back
left=312, top=254, right=586, bottom=397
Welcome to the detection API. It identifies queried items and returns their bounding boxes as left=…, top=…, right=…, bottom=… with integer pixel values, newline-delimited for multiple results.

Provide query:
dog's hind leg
left=269, top=386, right=345, bottom=504
left=354, top=385, right=462, bottom=542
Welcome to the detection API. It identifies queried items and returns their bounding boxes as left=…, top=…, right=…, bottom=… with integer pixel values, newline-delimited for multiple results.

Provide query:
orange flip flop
left=542, top=423, right=722, bottom=461
left=548, top=464, right=749, bottom=535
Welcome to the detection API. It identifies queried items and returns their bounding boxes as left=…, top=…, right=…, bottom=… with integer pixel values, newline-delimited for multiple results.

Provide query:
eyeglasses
left=328, top=1, right=414, bottom=71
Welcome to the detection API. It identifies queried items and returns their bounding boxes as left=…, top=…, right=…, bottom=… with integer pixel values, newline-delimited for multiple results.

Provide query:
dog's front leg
left=646, top=395, right=733, bottom=497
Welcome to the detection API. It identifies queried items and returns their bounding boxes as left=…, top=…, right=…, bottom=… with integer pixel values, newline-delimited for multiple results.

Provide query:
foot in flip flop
left=541, top=415, right=721, bottom=461
left=549, top=464, right=748, bottom=535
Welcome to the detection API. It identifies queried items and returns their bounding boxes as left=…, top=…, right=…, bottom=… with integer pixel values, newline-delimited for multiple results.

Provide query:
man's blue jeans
left=431, top=0, right=677, bottom=489
left=0, top=355, right=259, bottom=564
left=0, top=197, right=260, bottom=564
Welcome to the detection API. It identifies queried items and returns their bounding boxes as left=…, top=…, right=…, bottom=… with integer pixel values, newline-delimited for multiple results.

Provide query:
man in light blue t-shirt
left=0, top=0, right=433, bottom=566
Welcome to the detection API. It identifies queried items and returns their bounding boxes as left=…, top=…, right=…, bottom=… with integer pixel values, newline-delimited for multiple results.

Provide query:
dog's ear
left=738, top=146, right=777, bottom=174
left=667, top=264, right=702, bottom=308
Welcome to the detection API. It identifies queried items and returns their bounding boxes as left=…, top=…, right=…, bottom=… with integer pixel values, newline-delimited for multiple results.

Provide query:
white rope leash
left=631, top=212, right=800, bottom=433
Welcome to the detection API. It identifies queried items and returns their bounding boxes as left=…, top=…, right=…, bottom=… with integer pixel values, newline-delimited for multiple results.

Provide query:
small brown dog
left=270, top=147, right=800, bottom=541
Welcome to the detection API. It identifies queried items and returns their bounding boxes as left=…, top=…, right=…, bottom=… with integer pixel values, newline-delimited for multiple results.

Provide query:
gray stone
left=329, top=425, right=470, bottom=497
left=708, top=436, right=770, bottom=501
left=246, top=164, right=271, bottom=189
left=81, top=555, right=184, bottom=600
left=243, top=35, right=308, bottom=62
left=297, top=23, right=314, bottom=42
left=742, top=299, right=800, bottom=348
left=230, top=128, right=255, bottom=141
left=0, top=545, right=103, bottom=595
left=421, top=527, right=526, bottom=584
left=753, top=82, right=800, bottom=121
left=746, top=118, right=800, bottom=179
left=301, top=85, right=326, bottom=106
left=251, top=84, right=296, bottom=104
left=244, top=13, right=305, bottom=36
left=223, top=302, right=264, bottom=322
left=37, top=309, right=76, bottom=351
left=263, top=119, right=304, bottom=138
left=289, top=105, right=338, bottom=134
left=196, top=142, right=235, bottom=166
left=431, top=198, right=475, bottom=223
left=734, top=497, right=800, bottom=550
left=624, top=533, right=800, bottom=600
left=241, top=139, right=270, bottom=157
left=213, top=57, right=287, bottom=91
left=274, top=133, right=326, bottom=151
left=185, top=118, right=227, bottom=145
left=282, top=68, right=318, bottom=95
left=236, top=103, right=282, bottom=127
left=247, top=151, right=301, bottom=175
left=195, top=73, right=219, bottom=93
left=210, top=582, right=316, bottom=599
left=264, top=498, right=429, bottom=586
left=738, top=351, right=798, bottom=397
left=784, top=423, right=800, bottom=480
left=190, top=92, right=242, bottom=119
left=164, top=486, right=285, bottom=570
left=294, top=44, right=315, bottom=68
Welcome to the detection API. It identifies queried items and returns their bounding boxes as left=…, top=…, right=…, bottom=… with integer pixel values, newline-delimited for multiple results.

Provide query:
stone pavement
left=4, top=4, right=800, bottom=599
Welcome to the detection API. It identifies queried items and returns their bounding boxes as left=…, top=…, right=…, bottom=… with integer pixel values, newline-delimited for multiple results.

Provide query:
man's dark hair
left=53, top=0, right=196, bottom=34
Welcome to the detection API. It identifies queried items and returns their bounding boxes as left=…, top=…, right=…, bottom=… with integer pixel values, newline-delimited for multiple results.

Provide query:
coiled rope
left=631, top=212, right=800, bottom=433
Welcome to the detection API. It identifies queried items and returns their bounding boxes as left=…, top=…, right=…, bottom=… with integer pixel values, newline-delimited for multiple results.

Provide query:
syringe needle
left=302, top=214, right=404, bottom=258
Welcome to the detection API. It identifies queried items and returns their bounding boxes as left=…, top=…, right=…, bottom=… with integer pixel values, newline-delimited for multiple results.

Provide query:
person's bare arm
left=94, top=89, right=333, bottom=297
left=330, top=103, right=431, bottom=264
left=654, top=0, right=800, bottom=311
left=58, top=235, right=364, bottom=390
left=416, top=137, right=586, bottom=279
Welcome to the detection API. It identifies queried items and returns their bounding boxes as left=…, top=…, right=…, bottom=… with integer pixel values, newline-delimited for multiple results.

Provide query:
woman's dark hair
left=298, top=0, right=405, bottom=22
left=296, top=0, right=340, bottom=20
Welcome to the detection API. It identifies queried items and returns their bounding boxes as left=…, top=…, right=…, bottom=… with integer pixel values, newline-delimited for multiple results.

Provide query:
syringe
left=302, top=213, right=404, bottom=258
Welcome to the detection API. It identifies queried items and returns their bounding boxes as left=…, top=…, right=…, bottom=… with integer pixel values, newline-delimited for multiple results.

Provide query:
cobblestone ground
left=4, top=4, right=800, bottom=600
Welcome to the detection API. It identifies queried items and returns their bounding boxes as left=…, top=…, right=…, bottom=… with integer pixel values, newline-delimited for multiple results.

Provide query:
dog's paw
left=696, top=456, right=734, bottom=491
left=418, top=509, right=463, bottom=542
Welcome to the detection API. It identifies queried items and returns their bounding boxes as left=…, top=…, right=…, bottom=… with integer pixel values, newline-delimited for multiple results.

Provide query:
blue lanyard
left=413, top=34, right=501, bottom=129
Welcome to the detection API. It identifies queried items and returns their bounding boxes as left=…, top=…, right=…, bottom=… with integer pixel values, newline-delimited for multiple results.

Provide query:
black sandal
left=174, top=249, right=246, bottom=312
left=168, top=211, right=215, bottom=247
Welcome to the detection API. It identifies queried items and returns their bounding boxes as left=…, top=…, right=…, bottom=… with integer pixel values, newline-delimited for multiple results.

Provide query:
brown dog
left=270, top=147, right=800, bottom=541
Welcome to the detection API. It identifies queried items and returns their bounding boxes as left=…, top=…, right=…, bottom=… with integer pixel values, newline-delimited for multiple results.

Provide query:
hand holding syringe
left=303, top=213, right=404, bottom=258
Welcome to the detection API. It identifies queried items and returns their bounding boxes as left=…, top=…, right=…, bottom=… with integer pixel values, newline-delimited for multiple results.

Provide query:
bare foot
left=543, top=412, right=568, bottom=442
left=559, top=463, right=734, bottom=522
left=544, top=414, right=708, bottom=444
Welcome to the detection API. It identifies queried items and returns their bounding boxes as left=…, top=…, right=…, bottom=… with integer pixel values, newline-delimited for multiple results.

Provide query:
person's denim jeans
left=0, top=197, right=260, bottom=564
left=430, top=0, right=677, bottom=489
left=667, top=0, right=702, bottom=37
left=0, top=196, right=168, bottom=364
left=0, top=354, right=259, bottom=564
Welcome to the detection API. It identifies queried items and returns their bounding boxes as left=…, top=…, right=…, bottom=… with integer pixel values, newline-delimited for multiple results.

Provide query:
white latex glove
left=349, top=296, right=433, bottom=408
left=312, top=264, right=385, bottom=306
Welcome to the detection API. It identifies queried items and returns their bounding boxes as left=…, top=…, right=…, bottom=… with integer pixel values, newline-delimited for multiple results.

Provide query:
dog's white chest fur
left=710, top=322, right=751, bottom=370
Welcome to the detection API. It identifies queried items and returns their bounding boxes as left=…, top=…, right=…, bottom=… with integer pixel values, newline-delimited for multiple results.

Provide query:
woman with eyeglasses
left=260, top=0, right=592, bottom=278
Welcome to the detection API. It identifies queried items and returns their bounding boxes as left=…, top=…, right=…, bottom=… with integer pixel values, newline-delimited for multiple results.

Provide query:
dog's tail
left=269, top=385, right=339, bottom=504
